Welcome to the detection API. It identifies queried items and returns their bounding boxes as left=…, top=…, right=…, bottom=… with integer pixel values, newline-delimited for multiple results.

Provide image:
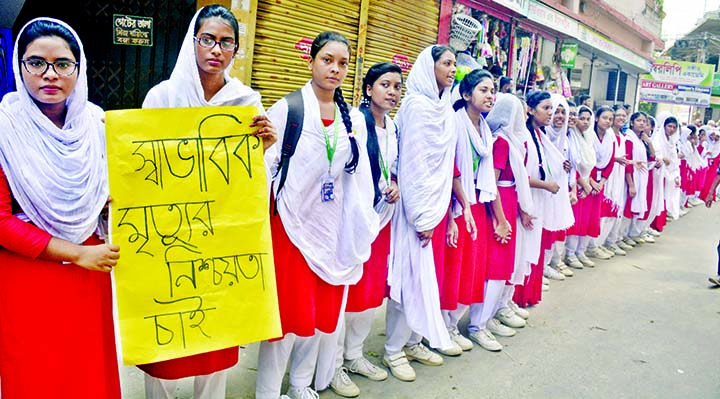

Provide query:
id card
left=321, top=173, right=335, bottom=202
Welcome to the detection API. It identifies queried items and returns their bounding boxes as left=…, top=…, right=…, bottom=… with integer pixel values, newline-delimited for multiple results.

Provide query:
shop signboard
left=576, top=25, right=650, bottom=72
left=560, top=43, right=577, bottom=69
left=639, top=60, right=714, bottom=107
left=527, top=0, right=579, bottom=37
left=492, top=0, right=529, bottom=16
left=113, top=14, right=153, bottom=46
left=712, top=72, right=720, bottom=97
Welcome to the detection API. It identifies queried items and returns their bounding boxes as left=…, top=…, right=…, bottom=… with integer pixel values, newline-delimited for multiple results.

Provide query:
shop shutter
left=362, top=0, right=439, bottom=106
left=252, top=0, right=361, bottom=109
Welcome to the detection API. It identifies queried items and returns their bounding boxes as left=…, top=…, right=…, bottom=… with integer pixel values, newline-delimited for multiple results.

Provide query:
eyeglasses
left=21, top=58, right=78, bottom=76
left=194, top=36, right=237, bottom=52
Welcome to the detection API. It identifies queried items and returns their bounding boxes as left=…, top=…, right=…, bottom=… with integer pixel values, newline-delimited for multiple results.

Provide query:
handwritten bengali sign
left=106, top=107, right=281, bottom=365
left=113, top=14, right=153, bottom=46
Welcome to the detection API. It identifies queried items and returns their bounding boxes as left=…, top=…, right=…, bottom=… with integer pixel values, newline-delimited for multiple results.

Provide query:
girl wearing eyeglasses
left=0, top=18, right=121, bottom=398
left=138, top=5, right=276, bottom=399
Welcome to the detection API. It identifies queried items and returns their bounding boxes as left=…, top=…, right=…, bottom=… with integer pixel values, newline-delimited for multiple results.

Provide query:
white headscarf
left=652, top=111, right=681, bottom=218
left=567, top=105, right=596, bottom=179
left=485, top=93, right=533, bottom=216
left=388, top=45, right=455, bottom=350
left=0, top=18, right=107, bottom=244
left=679, top=126, right=704, bottom=170
left=592, top=110, right=615, bottom=170
left=143, top=7, right=261, bottom=108
left=545, top=94, right=568, bottom=154
left=625, top=129, right=649, bottom=214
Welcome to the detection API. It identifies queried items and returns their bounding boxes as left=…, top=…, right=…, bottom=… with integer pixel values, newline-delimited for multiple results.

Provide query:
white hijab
left=143, top=7, right=261, bottom=108
left=485, top=93, right=533, bottom=216
left=592, top=121, right=615, bottom=170
left=626, top=128, right=649, bottom=214
left=388, top=45, right=455, bottom=350
left=545, top=94, right=568, bottom=155
left=0, top=18, right=107, bottom=244
left=679, top=126, right=704, bottom=171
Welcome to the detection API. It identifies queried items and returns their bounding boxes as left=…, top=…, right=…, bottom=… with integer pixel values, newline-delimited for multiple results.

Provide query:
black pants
left=716, top=240, right=720, bottom=275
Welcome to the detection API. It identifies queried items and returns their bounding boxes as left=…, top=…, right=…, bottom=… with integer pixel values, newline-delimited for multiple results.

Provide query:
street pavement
left=121, top=204, right=720, bottom=399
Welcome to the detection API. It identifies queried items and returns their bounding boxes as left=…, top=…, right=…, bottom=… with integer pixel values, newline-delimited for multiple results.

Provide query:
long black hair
left=194, top=4, right=239, bottom=51
left=360, top=62, right=403, bottom=205
left=452, top=69, right=493, bottom=111
left=525, top=91, right=551, bottom=180
left=310, top=31, right=359, bottom=174
left=18, top=20, right=80, bottom=70
left=629, top=111, right=648, bottom=132
left=594, top=106, right=614, bottom=135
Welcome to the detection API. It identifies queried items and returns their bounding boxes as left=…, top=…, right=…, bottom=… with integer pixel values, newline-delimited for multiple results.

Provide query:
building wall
left=605, top=0, right=662, bottom=38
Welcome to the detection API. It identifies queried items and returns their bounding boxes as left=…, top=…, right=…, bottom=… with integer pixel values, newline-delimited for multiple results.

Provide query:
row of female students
left=2, top=5, right=717, bottom=399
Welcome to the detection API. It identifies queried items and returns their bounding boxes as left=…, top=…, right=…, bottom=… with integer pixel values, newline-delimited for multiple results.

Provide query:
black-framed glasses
left=21, top=58, right=79, bottom=76
left=194, top=36, right=237, bottom=52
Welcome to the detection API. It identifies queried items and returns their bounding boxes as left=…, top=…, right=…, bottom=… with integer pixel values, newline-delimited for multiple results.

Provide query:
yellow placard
left=106, top=106, right=281, bottom=365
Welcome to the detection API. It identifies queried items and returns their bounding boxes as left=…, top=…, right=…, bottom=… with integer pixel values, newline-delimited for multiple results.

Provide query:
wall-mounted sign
left=639, top=59, right=714, bottom=107
left=560, top=43, right=577, bottom=69
left=392, top=54, right=413, bottom=72
left=294, top=37, right=313, bottom=60
left=113, top=14, right=153, bottom=47
left=492, top=0, right=529, bottom=16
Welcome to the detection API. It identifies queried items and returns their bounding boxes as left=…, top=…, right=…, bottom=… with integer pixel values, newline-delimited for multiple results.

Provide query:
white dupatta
left=626, top=130, right=649, bottom=214
left=486, top=94, right=536, bottom=284
left=388, top=46, right=455, bottom=349
left=567, top=106, right=596, bottom=180
left=652, top=112, right=681, bottom=218
left=453, top=107, right=496, bottom=217
left=0, top=18, right=107, bottom=244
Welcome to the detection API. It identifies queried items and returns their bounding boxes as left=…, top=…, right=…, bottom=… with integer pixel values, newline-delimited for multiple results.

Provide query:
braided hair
left=310, top=31, right=359, bottom=174
left=526, top=91, right=551, bottom=180
left=360, top=62, right=403, bottom=205
left=452, top=69, right=493, bottom=111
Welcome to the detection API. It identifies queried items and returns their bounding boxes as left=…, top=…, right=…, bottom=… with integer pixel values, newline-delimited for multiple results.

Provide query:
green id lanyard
left=321, top=108, right=340, bottom=173
left=377, top=120, right=391, bottom=186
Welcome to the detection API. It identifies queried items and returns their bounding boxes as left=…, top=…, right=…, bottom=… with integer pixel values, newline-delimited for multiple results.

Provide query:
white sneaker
left=495, top=307, right=526, bottom=328
left=599, top=246, right=616, bottom=258
left=565, top=256, right=584, bottom=269
left=345, top=356, right=388, bottom=381
left=647, top=228, right=662, bottom=237
left=617, top=241, right=633, bottom=251
left=556, top=263, right=574, bottom=277
left=631, top=235, right=646, bottom=244
left=542, top=283, right=550, bottom=292
left=449, top=328, right=474, bottom=351
left=404, top=343, right=443, bottom=366
left=623, top=237, right=638, bottom=247
left=680, top=208, right=689, bottom=217
left=434, top=339, right=463, bottom=357
left=507, top=301, right=530, bottom=319
left=586, top=247, right=610, bottom=260
left=329, top=367, right=360, bottom=398
left=576, top=254, right=596, bottom=267
left=642, top=234, right=656, bottom=243
left=287, top=386, right=320, bottom=399
left=487, top=318, right=516, bottom=337
left=608, top=244, right=626, bottom=256
left=468, top=329, right=502, bottom=351
left=544, top=265, right=566, bottom=280
left=689, top=197, right=705, bottom=206
left=382, top=352, right=415, bottom=382
left=542, top=276, right=550, bottom=285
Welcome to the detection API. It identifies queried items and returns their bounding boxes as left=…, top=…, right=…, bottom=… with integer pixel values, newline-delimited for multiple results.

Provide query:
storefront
left=250, top=0, right=440, bottom=109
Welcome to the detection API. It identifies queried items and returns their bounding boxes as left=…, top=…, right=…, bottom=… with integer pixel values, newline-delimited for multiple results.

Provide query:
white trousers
left=467, top=280, right=505, bottom=333
left=343, top=309, right=376, bottom=361
left=384, top=299, right=422, bottom=355
left=628, top=216, right=652, bottom=238
left=597, top=216, right=617, bottom=246
left=566, top=235, right=591, bottom=257
left=256, top=334, right=320, bottom=399
left=144, top=370, right=227, bottom=399
left=442, top=305, right=468, bottom=331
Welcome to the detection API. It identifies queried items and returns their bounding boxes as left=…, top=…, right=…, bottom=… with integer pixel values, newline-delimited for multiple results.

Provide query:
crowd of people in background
left=2, top=4, right=720, bottom=399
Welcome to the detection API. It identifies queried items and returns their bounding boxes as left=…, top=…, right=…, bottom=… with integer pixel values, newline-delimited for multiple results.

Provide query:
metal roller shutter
left=362, top=0, right=439, bottom=103
left=252, top=0, right=361, bottom=109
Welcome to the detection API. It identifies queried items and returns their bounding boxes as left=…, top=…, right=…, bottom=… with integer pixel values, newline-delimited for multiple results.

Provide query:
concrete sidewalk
left=121, top=204, right=720, bottom=398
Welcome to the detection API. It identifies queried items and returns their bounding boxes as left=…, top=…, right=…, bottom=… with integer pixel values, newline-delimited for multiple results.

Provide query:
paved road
left=121, top=204, right=720, bottom=398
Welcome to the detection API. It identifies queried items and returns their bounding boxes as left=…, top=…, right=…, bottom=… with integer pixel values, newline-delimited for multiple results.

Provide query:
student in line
left=139, top=6, right=277, bottom=399
left=256, top=31, right=379, bottom=399
left=0, top=18, right=121, bottom=398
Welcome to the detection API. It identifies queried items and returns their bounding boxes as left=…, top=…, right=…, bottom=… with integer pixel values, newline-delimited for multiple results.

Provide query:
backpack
left=273, top=89, right=304, bottom=214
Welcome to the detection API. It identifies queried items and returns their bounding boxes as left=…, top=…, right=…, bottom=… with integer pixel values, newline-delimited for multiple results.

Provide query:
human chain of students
left=0, top=4, right=718, bottom=399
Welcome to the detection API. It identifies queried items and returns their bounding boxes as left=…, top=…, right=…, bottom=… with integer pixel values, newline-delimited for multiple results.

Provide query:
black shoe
left=709, top=275, right=720, bottom=286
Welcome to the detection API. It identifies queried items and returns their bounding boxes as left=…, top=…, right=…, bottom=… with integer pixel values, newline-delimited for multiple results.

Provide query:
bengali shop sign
left=639, top=60, right=714, bottom=107
left=106, top=106, right=281, bottom=364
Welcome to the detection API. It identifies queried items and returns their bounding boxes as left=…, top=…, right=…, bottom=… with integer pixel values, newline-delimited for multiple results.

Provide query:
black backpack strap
left=273, top=89, right=304, bottom=214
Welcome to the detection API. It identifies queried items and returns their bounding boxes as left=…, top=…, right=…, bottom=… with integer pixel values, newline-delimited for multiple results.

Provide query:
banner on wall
left=106, top=106, right=281, bottom=365
left=639, top=59, right=714, bottom=107
left=560, top=43, right=577, bottom=69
